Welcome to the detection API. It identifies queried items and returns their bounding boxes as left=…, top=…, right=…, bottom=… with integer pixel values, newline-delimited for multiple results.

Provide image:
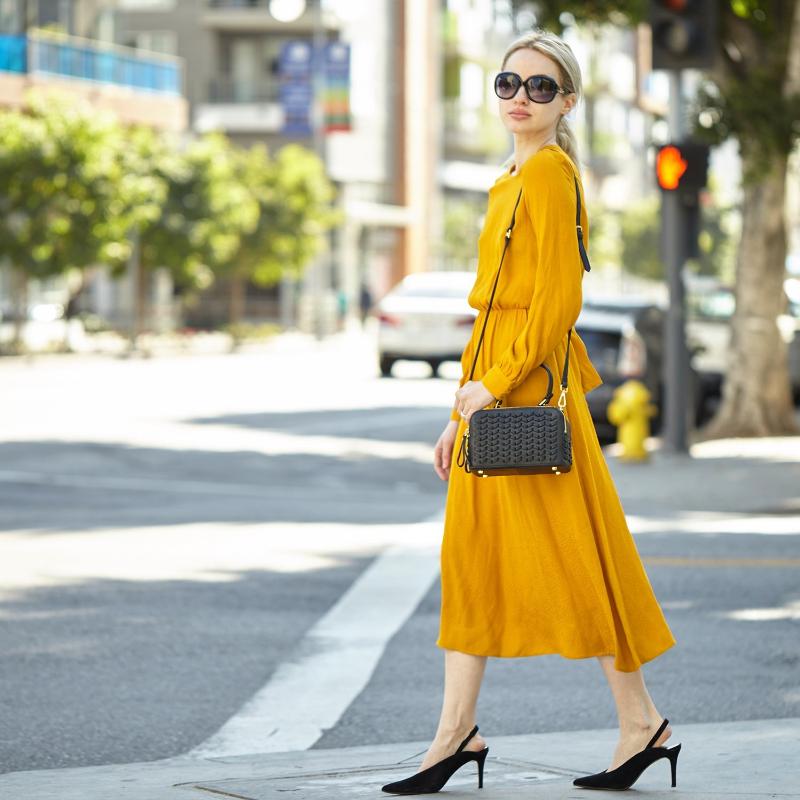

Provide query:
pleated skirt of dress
left=436, top=308, right=677, bottom=672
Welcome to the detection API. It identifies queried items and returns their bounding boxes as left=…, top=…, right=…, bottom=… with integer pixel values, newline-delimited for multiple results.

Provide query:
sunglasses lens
left=494, top=73, right=519, bottom=99
left=527, top=76, right=559, bottom=102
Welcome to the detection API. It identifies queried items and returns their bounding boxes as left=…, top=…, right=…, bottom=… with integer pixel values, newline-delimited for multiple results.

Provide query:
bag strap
left=467, top=169, right=591, bottom=405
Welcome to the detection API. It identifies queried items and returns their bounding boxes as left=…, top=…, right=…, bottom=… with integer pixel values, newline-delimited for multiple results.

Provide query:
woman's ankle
left=619, top=717, right=656, bottom=736
left=436, top=720, right=477, bottom=738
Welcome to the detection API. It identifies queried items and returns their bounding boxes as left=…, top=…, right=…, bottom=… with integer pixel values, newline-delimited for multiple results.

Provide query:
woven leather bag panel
left=468, top=407, right=572, bottom=470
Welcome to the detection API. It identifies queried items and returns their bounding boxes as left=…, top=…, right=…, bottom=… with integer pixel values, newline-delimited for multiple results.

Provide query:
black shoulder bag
left=455, top=173, right=592, bottom=477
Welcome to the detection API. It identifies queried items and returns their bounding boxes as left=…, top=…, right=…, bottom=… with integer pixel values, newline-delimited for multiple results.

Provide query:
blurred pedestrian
left=336, top=288, right=347, bottom=330
left=383, top=29, right=680, bottom=796
left=359, top=281, right=373, bottom=325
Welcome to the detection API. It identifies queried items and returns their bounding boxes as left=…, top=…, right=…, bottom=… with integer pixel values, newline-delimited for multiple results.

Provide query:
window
left=117, top=0, right=177, bottom=10
left=132, top=30, right=177, bottom=56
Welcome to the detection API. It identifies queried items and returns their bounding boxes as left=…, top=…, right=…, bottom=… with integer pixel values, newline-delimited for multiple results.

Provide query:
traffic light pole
left=661, top=71, right=691, bottom=454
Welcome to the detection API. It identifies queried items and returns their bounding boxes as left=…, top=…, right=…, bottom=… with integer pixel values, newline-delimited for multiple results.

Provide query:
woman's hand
left=433, top=420, right=459, bottom=481
left=454, top=380, right=497, bottom=423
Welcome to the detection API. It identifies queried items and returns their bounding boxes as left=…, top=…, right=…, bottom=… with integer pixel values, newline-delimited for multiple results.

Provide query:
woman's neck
left=510, top=132, right=558, bottom=174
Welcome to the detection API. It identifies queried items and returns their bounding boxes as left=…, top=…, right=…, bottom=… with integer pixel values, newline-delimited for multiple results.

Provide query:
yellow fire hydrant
left=607, top=379, right=658, bottom=461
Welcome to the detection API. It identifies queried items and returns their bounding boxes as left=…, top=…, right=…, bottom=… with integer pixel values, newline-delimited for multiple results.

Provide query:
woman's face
left=498, top=48, right=575, bottom=138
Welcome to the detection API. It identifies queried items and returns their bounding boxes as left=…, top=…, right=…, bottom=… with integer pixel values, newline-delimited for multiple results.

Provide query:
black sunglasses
left=494, top=71, right=569, bottom=104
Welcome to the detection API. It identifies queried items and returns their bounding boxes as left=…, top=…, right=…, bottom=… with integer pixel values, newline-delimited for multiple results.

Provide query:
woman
left=382, top=30, right=680, bottom=795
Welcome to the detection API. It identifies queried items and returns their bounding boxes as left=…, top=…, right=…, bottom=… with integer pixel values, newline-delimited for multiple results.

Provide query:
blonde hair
left=499, top=29, right=582, bottom=172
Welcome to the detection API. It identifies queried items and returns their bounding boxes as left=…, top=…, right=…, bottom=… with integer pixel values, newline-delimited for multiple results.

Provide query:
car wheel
left=651, top=383, right=664, bottom=434
left=695, top=387, right=710, bottom=426
left=379, top=355, right=395, bottom=377
left=429, top=359, right=443, bottom=378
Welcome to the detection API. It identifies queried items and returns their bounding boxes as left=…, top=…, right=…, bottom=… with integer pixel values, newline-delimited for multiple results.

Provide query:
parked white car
left=374, top=271, right=477, bottom=377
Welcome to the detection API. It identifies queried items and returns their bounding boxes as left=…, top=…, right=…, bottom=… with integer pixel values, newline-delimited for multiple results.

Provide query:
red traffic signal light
left=656, top=146, right=687, bottom=190
left=655, top=142, right=709, bottom=193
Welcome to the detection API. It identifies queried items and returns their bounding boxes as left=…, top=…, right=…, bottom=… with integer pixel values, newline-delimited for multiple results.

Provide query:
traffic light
left=649, top=0, right=717, bottom=70
left=657, top=141, right=708, bottom=265
left=656, top=141, right=709, bottom=193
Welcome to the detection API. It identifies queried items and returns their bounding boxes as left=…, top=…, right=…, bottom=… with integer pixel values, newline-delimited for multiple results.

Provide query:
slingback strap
left=645, top=718, right=669, bottom=750
left=456, top=724, right=480, bottom=753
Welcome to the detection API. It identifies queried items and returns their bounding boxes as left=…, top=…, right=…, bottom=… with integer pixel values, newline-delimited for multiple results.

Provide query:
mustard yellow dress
left=437, top=144, right=676, bottom=672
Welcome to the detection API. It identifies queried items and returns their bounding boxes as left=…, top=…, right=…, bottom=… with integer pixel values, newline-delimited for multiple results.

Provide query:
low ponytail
left=555, top=115, right=579, bottom=168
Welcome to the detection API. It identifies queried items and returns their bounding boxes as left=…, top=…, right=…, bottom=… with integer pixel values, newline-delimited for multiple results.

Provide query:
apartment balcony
left=195, top=76, right=283, bottom=134
left=0, top=29, right=187, bottom=132
left=209, top=76, right=279, bottom=103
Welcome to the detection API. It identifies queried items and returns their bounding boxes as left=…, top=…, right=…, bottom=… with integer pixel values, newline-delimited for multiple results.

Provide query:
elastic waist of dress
left=473, top=305, right=528, bottom=314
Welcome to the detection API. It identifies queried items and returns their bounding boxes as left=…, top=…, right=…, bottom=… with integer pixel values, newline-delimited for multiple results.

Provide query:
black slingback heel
left=573, top=717, right=682, bottom=790
left=381, top=724, right=489, bottom=794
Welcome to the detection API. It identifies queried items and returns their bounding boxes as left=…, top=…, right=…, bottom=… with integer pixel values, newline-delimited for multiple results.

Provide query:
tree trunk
left=61, top=271, right=86, bottom=353
left=699, top=151, right=800, bottom=439
left=129, top=264, right=149, bottom=356
left=228, top=272, right=246, bottom=351
left=10, top=268, right=27, bottom=354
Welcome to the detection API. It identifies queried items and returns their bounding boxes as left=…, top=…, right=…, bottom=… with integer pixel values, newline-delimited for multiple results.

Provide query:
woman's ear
left=562, top=94, right=576, bottom=115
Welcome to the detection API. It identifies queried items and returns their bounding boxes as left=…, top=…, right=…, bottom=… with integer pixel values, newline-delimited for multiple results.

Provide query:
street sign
left=278, top=40, right=351, bottom=136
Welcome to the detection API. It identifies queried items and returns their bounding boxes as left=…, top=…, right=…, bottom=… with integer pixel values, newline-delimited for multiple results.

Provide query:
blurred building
left=0, top=0, right=188, bottom=341
left=0, top=0, right=186, bottom=130
left=6, top=1, right=718, bottom=342
left=105, top=0, right=441, bottom=333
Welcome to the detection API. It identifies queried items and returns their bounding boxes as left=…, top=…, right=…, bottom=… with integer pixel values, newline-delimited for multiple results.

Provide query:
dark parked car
left=575, top=297, right=704, bottom=439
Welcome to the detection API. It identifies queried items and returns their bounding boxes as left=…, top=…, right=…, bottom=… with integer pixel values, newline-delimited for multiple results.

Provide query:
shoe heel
left=667, top=743, right=681, bottom=788
left=476, top=747, right=489, bottom=788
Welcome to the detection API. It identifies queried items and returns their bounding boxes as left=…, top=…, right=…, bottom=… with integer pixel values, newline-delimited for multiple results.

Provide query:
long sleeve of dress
left=480, top=152, right=584, bottom=401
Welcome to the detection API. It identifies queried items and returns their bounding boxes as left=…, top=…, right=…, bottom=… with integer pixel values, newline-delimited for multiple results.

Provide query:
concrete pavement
left=0, top=717, right=797, bottom=798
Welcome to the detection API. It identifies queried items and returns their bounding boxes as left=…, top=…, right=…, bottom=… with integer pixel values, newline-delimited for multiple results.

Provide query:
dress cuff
left=450, top=407, right=461, bottom=422
left=481, top=365, right=512, bottom=400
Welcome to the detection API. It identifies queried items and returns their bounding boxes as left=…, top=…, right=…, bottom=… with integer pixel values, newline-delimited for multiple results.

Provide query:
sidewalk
left=606, top=432, right=800, bottom=519
left=1, top=717, right=797, bottom=799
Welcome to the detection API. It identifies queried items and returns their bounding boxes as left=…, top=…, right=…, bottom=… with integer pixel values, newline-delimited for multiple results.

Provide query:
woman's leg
left=418, top=649, right=488, bottom=771
left=597, top=655, right=672, bottom=771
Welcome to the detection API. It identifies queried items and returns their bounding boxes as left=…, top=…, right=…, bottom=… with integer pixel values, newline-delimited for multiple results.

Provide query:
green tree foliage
left=620, top=196, right=664, bottom=281
left=224, top=142, right=341, bottom=289
left=138, top=132, right=259, bottom=292
left=0, top=88, right=341, bottom=343
left=619, top=194, right=737, bottom=281
left=0, top=90, right=154, bottom=281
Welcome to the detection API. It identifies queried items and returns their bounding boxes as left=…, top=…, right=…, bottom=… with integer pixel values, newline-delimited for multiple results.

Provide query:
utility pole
left=648, top=0, right=716, bottom=454
left=661, top=71, right=690, bottom=453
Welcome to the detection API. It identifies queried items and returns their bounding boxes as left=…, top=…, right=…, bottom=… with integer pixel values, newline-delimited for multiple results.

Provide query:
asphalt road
left=1, top=332, right=798, bottom=776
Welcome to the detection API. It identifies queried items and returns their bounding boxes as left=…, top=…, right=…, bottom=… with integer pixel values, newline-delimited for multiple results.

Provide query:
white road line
left=184, top=511, right=444, bottom=758
left=627, top=513, right=800, bottom=536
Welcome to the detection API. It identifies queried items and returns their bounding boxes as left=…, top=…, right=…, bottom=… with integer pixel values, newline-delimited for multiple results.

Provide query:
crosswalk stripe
left=184, top=512, right=443, bottom=758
